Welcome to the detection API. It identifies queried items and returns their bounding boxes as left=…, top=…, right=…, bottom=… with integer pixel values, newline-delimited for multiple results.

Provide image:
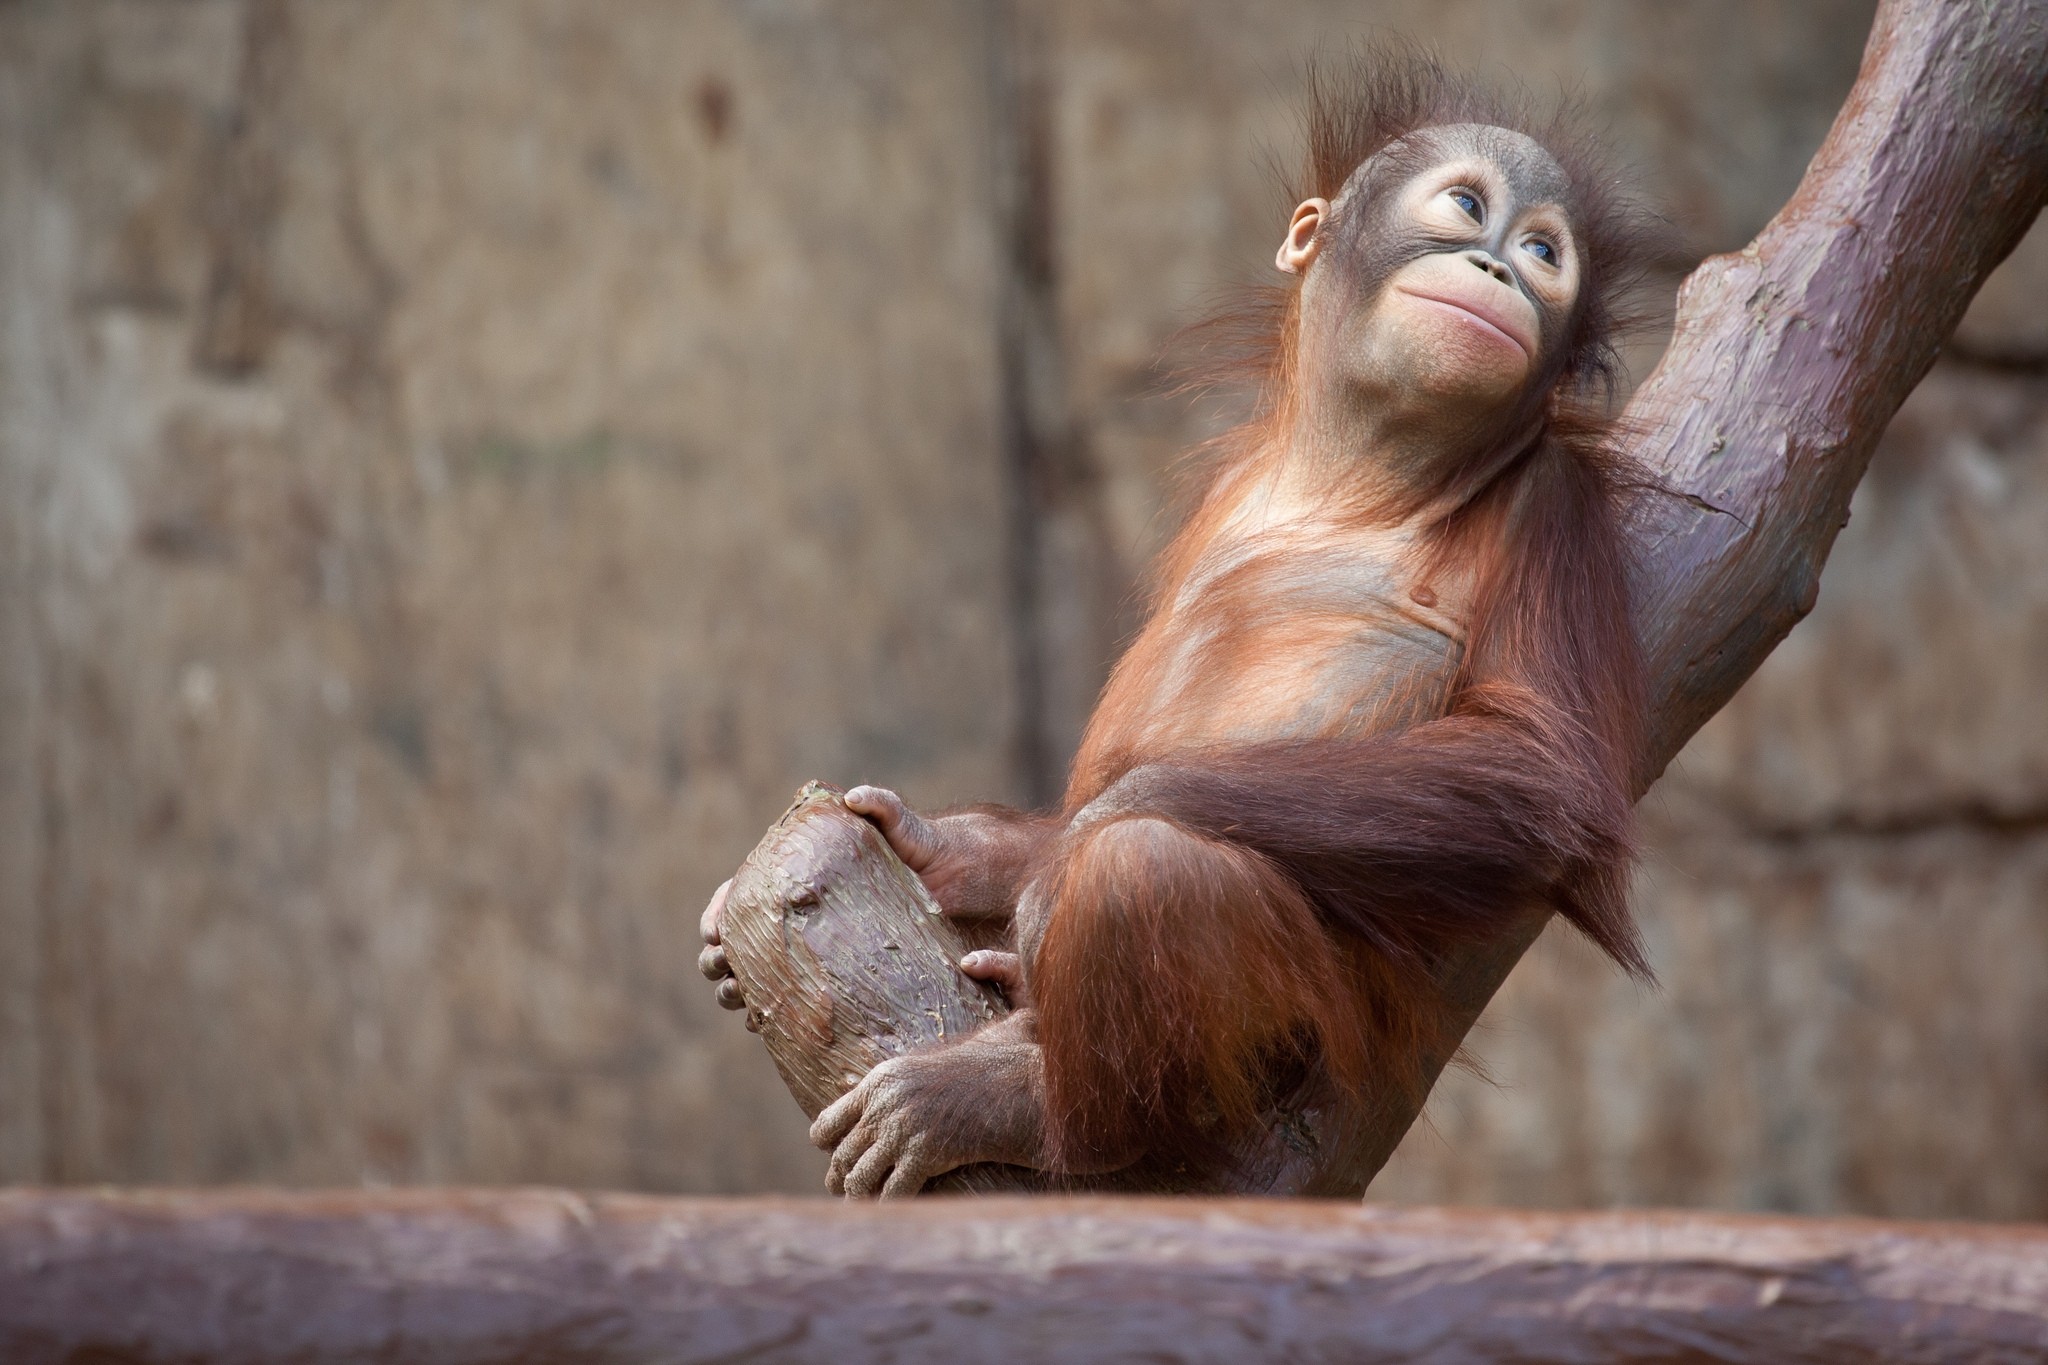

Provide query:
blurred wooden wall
left=3, top=0, right=2043, bottom=1216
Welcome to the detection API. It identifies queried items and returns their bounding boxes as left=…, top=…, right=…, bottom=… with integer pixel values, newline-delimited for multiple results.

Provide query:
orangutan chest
left=1119, top=533, right=1470, bottom=750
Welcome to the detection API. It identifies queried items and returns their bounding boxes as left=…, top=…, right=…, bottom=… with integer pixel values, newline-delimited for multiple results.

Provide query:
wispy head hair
left=1176, top=43, right=1667, bottom=414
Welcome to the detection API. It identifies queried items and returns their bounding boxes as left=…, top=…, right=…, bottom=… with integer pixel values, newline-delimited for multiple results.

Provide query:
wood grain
left=4, top=1189, right=2044, bottom=1364
left=718, top=782, right=1007, bottom=1119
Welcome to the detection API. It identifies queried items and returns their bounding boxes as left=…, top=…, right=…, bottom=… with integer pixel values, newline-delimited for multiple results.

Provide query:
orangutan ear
left=1275, top=198, right=1330, bottom=274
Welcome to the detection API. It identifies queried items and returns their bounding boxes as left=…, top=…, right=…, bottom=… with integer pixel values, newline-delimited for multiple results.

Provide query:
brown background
left=1, top=0, right=2043, bottom=1216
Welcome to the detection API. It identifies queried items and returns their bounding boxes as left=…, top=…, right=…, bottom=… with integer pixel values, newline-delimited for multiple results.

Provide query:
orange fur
left=1007, top=50, right=1664, bottom=1178
left=1027, top=816, right=1375, bottom=1172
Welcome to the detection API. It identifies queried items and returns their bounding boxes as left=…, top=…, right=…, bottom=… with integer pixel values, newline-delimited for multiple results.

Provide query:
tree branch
left=1629, top=0, right=2048, bottom=774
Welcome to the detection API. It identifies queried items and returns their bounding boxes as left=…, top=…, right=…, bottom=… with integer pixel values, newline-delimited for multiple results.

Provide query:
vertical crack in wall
left=193, top=0, right=291, bottom=378
left=0, top=2, right=47, bottom=1183
left=987, top=3, right=1066, bottom=807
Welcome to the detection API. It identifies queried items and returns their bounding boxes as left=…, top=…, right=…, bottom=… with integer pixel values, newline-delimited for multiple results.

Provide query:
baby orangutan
left=702, top=56, right=1659, bottom=1197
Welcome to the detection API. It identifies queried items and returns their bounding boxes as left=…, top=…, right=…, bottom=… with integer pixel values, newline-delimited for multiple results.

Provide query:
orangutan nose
left=1463, top=250, right=1514, bottom=286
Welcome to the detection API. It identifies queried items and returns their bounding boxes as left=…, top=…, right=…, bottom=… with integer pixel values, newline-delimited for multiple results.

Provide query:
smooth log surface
left=2, top=1189, right=2045, bottom=1364
left=715, top=0, right=2048, bottom=1198
left=1626, top=0, right=2048, bottom=771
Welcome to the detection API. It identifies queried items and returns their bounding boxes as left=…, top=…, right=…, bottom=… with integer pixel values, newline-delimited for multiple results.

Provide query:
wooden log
left=717, top=782, right=1007, bottom=1121
left=2, top=1189, right=2045, bottom=1364
left=720, top=784, right=1048, bottom=1194
left=715, top=0, right=2048, bottom=1197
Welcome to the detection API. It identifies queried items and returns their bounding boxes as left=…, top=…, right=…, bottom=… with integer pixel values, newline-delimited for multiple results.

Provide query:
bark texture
left=719, top=0, right=2048, bottom=1196
left=720, top=785, right=1054, bottom=1195
left=1625, top=0, right=2048, bottom=770
left=718, top=783, right=1006, bottom=1121
left=4, top=1189, right=2046, bottom=1365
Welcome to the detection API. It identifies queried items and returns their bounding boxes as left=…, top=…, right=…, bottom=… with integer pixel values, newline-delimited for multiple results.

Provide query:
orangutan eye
left=1523, top=237, right=1557, bottom=266
left=1449, top=189, right=1483, bottom=223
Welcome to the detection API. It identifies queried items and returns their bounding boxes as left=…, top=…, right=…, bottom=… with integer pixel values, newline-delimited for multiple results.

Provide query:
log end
left=719, top=783, right=1008, bottom=1120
